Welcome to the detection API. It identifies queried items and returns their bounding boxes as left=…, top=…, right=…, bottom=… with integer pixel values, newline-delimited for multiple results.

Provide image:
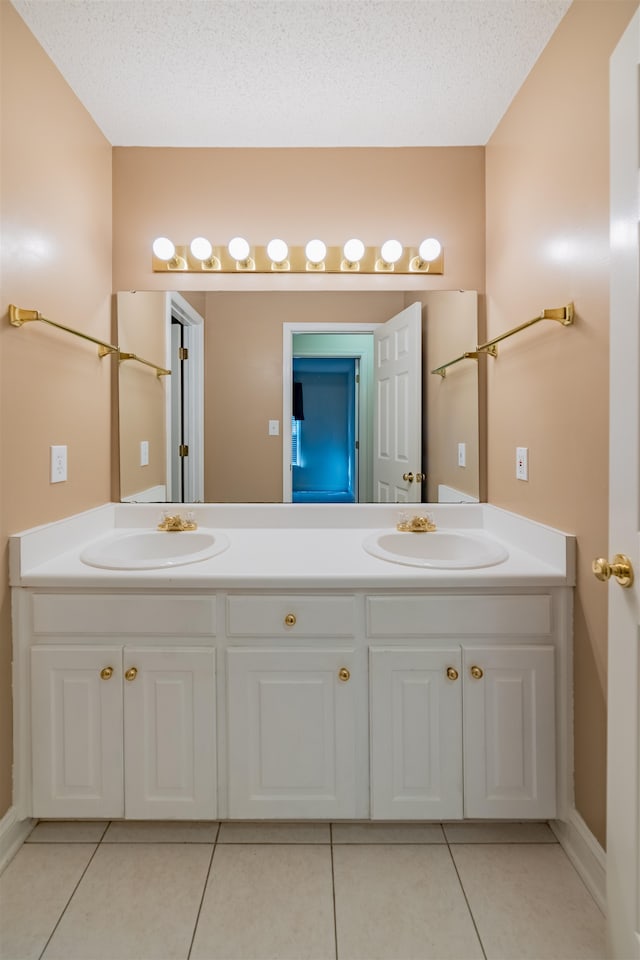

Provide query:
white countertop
left=9, top=503, right=576, bottom=590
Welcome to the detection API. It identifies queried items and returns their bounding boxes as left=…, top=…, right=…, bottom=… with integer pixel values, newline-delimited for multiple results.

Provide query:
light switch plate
left=268, top=420, right=280, bottom=436
left=140, top=440, right=149, bottom=466
left=457, top=442, right=466, bottom=467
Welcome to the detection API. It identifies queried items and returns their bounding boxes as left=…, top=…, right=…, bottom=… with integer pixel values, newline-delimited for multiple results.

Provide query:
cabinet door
left=463, top=645, right=556, bottom=819
left=124, top=647, right=216, bottom=819
left=227, top=648, right=358, bottom=818
left=31, top=646, right=124, bottom=818
left=370, top=647, right=463, bottom=819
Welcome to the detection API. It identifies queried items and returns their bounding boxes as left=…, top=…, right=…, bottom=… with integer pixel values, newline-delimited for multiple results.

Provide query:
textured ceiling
left=11, top=0, right=571, bottom=148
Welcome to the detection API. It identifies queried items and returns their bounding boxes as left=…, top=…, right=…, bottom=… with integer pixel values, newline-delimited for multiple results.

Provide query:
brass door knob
left=446, top=667, right=459, bottom=681
left=402, top=472, right=415, bottom=482
left=284, top=613, right=297, bottom=627
left=470, top=665, right=484, bottom=680
left=592, top=554, right=634, bottom=588
left=124, top=667, right=138, bottom=682
left=415, top=473, right=425, bottom=482
left=338, top=667, right=351, bottom=682
left=100, top=666, right=114, bottom=680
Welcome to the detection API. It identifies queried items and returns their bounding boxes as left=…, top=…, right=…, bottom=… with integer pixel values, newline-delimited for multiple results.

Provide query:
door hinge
left=179, top=444, right=189, bottom=457
left=355, top=440, right=359, bottom=449
left=178, top=347, right=189, bottom=360
left=356, top=374, right=360, bottom=383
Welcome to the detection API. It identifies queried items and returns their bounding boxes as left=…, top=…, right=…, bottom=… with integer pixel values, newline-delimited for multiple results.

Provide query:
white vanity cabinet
left=31, top=645, right=217, bottom=820
left=367, top=593, right=558, bottom=821
left=370, top=644, right=556, bottom=820
left=224, top=594, right=366, bottom=819
left=24, top=592, right=218, bottom=820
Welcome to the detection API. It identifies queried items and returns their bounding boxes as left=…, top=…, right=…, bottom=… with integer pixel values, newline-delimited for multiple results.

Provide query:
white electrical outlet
left=50, top=445, right=68, bottom=483
left=457, top=442, right=466, bottom=467
left=516, top=446, right=529, bottom=481
left=268, top=420, right=280, bottom=436
left=140, top=440, right=149, bottom=466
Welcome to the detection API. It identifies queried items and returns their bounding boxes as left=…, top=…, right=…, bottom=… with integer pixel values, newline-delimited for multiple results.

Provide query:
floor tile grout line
left=37, top=840, right=103, bottom=960
left=330, top=823, right=339, bottom=960
left=186, top=828, right=219, bottom=960
left=445, top=838, right=488, bottom=960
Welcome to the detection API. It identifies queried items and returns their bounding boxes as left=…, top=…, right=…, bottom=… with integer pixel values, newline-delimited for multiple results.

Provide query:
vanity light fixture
left=341, top=238, right=365, bottom=271
left=151, top=237, right=444, bottom=274
left=376, top=239, right=403, bottom=272
left=152, top=236, right=186, bottom=270
left=189, top=236, right=221, bottom=271
left=305, top=239, right=327, bottom=271
left=267, top=238, right=290, bottom=271
left=228, top=236, right=255, bottom=270
left=410, top=237, right=443, bottom=272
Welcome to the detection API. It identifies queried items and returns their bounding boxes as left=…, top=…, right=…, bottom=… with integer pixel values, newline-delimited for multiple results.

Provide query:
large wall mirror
left=116, top=289, right=481, bottom=504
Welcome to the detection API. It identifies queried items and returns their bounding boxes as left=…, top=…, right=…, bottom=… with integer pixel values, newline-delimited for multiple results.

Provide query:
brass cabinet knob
left=402, top=472, right=415, bottom=482
left=470, top=665, right=484, bottom=680
left=100, top=666, right=114, bottom=680
left=592, top=554, right=634, bottom=588
left=446, top=667, right=459, bottom=681
left=338, top=667, right=351, bottom=682
left=124, top=667, right=138, bottom=682
left=284, top=613, right=297, bottom=627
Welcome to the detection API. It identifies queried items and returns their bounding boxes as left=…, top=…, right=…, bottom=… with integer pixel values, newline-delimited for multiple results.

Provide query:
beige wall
left=112, top=147, right=485, bottom=295
left=486, top=0, right=638, bottom=846
left=117, top=292, right=168, bottom=499
left=0, top=2, right=113, bottom=817
left=418, top=291, right=480, bottom=503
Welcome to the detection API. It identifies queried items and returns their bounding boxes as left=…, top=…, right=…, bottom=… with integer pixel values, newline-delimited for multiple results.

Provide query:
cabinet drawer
left=227, top=595, right=357, bottom=637
left=32, top=594, right=217, bottom=637
left=366, top=594, right=552, bottom=638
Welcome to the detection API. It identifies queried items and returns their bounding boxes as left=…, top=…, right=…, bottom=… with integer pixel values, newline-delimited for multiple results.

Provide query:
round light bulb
left=305, top=239, right=327, bottom=264
left=380, top=239, right=403, bottom=264
left=343, top=238, right=365, bottom=263
left=152, top=237, right=176, bottom=261
left=418, top=238, right=442, bottom=262
left=190, top=237, right=213, bottom=261
left=267, top=238, right=289, bottom=263
left=228, top=236, right=250, bottom=261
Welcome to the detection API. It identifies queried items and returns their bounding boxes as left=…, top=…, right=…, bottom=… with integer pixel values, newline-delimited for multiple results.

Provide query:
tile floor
left=0, top=820, right=605, bottom=960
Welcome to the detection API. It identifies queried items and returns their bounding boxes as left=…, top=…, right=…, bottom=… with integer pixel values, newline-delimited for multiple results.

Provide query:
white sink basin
left=80, top=529, right=230, bottom=570
left=363, top=529, right=509, bottom=569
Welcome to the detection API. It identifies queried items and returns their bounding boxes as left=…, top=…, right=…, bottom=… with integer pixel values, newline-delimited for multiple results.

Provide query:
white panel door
left=608, top=12, right=640, bottom=956
left=370, top=647, right=463, bottom=819
left=462, top=645, right=556, bottom=819
left=226, top=647, right=358, bottom=818
left=31, top=646, right=124, bottom=818
left=124, top=647, right=216, bottom=819
left=373, top=302, right=422, bottom=502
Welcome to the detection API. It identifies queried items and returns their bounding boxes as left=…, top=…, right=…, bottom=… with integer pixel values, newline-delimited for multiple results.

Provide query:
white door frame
left=165, top=292, right=204, bottom=503
left=282, top=322, right=379, bottom=502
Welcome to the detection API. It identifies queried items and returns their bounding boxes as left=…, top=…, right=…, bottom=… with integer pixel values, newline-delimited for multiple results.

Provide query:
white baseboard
left=551, top=809, right=606, bottom=914
left=0, top=806, right=34, bottom=874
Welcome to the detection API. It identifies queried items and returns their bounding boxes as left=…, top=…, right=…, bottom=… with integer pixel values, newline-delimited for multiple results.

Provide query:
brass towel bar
left=431, top=303, right=574, bottom=377
left=8, top=304, right=118, bottom=357
left=8, top=305, right=171, bottom=377
left=119, top=352, right=171, bottom=378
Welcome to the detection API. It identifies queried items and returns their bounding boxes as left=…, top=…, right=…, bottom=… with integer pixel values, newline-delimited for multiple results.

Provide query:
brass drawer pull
left=446, top=667, right=459, bottom=681
left=124, top=667, right=138, bottom=682
left=100, top=666, right=114, bottom=680
left=470, top=665, right=484, bottom=680
left=284, top=613, right=297, bottom=627
left=338, top=667, right=351, bottom=682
